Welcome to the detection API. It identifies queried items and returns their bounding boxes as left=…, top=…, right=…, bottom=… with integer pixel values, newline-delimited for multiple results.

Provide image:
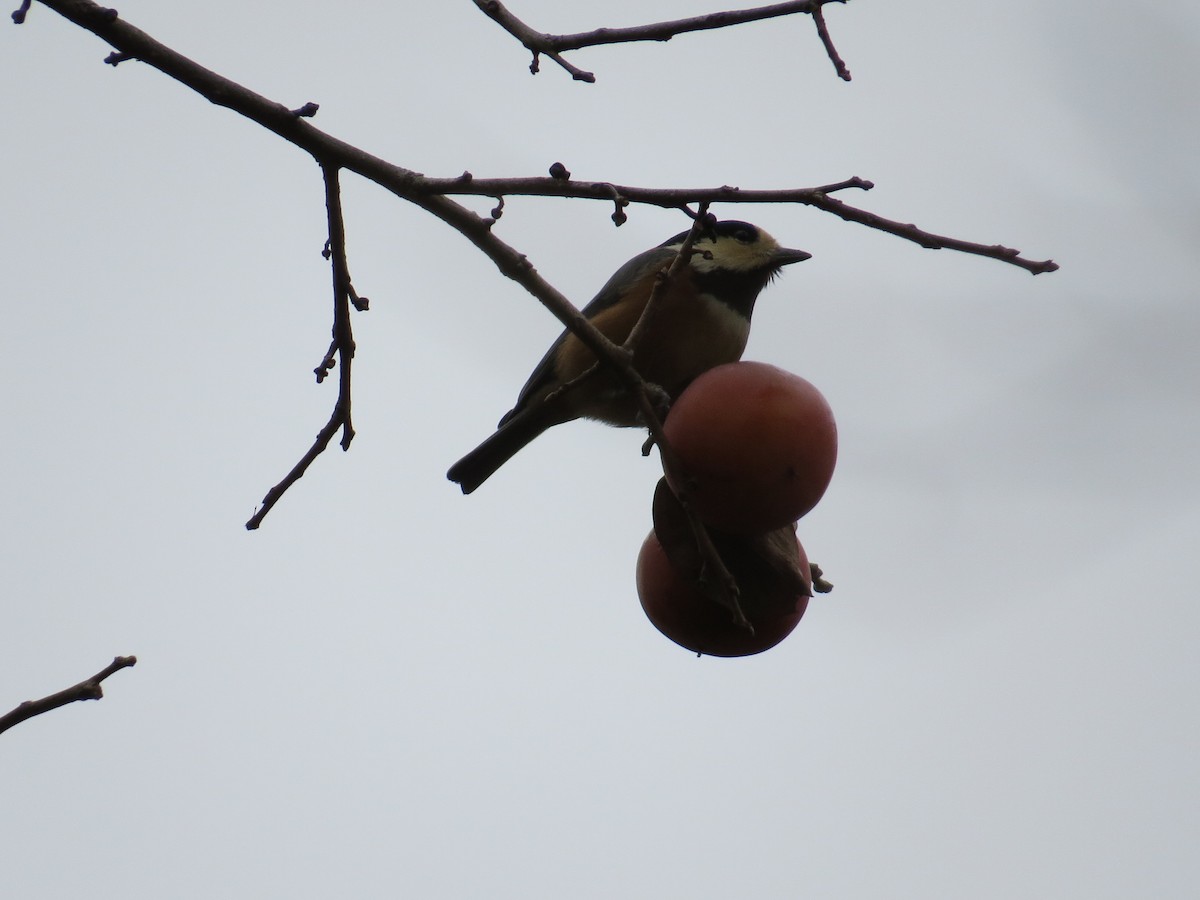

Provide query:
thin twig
left=0, top=656, right=137, bottom=736
left=811, top=2, right=851, bottom=81
left=623, top=204, right=713, bottom=354
left=633, top=376, right=751, bottom=631
left=805, top=191, right=1060, bottom=275
left=246, top=163, right=361, bottom=530
left=244, top=399, right=348, bottom=529
left=323, top=164, right=359, bottom=453
left=473, top=0, right=850, bottom=83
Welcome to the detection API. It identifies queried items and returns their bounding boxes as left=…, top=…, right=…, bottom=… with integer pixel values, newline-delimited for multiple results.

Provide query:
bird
left=447, top=220, right=811, bottom=494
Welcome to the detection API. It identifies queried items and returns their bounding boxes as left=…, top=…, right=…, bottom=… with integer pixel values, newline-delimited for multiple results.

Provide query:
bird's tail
left=447, top=405, right=559, bottom=494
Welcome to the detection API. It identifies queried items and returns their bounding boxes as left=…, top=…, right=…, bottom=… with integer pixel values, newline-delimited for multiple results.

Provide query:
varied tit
left=447, top=220, right=811, bottom=494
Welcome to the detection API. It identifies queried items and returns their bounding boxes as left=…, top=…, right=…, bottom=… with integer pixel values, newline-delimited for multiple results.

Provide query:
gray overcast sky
left=3, top=2, right=1198, bottom=897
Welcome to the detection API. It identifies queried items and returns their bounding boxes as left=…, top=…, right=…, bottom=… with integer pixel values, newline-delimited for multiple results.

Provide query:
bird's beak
left=774, top=247, right=813, bottom=265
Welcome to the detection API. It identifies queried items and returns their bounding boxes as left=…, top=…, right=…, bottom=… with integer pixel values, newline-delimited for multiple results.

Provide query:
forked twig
left=473, top=0, right=852, bottom=83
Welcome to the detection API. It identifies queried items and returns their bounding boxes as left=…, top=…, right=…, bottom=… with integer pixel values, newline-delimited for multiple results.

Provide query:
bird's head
left=660, top=220, right=811, bottom=278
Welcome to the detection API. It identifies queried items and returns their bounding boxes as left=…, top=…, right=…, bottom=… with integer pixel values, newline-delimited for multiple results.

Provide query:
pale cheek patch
left=688, top=237, right=782, bottom=274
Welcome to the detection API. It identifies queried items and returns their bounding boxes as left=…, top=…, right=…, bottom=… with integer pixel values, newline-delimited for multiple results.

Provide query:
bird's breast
left=639, top=291, right=750, bottom=389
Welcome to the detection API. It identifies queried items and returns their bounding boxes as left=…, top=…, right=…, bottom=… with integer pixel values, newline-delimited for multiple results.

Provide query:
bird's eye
left=733, top=229, right=754, bottom=244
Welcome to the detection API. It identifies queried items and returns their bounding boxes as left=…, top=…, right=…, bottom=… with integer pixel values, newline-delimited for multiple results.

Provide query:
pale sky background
left=3, top=2, right=1198, bottom=897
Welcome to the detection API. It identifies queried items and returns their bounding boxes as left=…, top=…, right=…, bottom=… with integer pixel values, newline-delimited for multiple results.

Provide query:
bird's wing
left=499, top=245, right=678, bottom=425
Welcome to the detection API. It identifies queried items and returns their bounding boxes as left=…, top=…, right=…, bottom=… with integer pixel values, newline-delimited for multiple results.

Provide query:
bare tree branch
left=427, top=174, right=1059, bottom=274
left=15, top=0, right=1058, bottom=527
left=472, top=0, right=852, bottom=82
left=16, top=2, right=1054, bottom=275
left=427, top=174, right=874, bottom=202
left=0, top=656, right=137, bottom=736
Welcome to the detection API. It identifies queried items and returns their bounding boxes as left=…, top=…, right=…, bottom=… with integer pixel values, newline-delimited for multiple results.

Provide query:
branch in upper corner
left=23, top=2, right=1054, bottom=276
left=0, top=656, right=137, bottom=737
left=246, top=164, right=366, bottom=530
left=473, top=0, right=852, bottom=83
